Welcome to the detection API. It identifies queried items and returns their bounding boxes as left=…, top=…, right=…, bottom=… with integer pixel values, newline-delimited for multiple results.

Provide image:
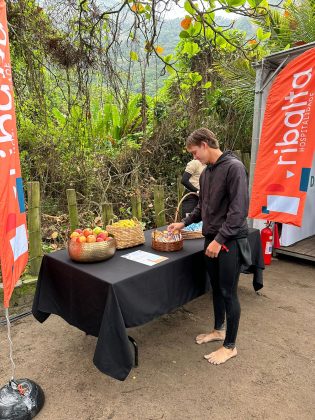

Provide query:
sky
left=163, top=0, right=239, bottom=20
left=38, top=0, right=239, bottom=22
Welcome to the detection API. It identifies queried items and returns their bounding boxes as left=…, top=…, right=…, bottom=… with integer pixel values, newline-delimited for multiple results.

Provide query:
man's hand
left=205, top=240, right=222, bottom=258
left=168, top=222, right=185, bottom=232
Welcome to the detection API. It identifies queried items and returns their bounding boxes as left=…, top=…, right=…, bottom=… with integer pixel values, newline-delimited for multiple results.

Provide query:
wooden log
left=154, top=185, right=166, bottom=227
left=66, top=189, right=79, bottom=232
left=27, top=181, right=42, bottom=276
left=131, top=190, right=142, bottom=221
left=102, top=203, right=114, bottom=227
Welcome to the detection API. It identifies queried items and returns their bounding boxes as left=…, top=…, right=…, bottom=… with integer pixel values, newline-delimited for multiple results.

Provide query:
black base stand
left=0, top=378, right=45, bottom=419
left=128, top=336, right=138, bottom=367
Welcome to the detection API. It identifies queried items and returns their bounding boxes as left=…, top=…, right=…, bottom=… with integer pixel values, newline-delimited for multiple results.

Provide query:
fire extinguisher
left=261, top=222, right=273, bottom=265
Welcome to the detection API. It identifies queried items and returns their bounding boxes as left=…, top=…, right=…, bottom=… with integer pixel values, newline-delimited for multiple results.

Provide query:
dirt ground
left=0, top=256, right=314, bottom=420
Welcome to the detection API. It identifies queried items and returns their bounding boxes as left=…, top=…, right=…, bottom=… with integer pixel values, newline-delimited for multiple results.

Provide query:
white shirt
left=185, top=160, right=206, bottom=190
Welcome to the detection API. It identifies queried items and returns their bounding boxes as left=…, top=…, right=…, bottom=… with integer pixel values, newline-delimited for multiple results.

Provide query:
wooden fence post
left=154, top=185, right=166, bottom=227
left=27, top=181, right=42, bottom=276
left=130, top=169, right=142, bottom=221
left=131, top=190, right=142, bottom=221
left=233, top=149, right=242, bottom=161
left=102, top=203, right=114, bottom=228
left=66, top=189, right=79, bottom=232
left=242, top=152, right=251, bottom=173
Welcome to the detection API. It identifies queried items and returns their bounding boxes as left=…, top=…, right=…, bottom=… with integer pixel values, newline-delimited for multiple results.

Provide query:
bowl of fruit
left=106, top=218, right=145, bottom=249
left=68, top=227, right=116, bottom=263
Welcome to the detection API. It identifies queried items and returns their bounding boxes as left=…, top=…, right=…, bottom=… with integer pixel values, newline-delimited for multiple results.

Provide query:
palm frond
left=213, top=58, right=256, bottom=120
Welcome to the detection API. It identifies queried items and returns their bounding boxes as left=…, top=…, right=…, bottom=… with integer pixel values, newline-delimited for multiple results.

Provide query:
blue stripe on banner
left=16, top=178, right=26, bottom=213
left=300, top=168, right=311, bottom=192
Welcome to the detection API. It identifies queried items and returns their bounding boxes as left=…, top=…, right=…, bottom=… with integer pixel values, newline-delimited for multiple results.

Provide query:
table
left=32, top=228, right=264, bottom=381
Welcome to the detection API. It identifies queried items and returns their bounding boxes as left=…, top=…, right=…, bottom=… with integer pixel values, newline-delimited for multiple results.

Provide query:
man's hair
left=186, top=128, right=219, bottom=149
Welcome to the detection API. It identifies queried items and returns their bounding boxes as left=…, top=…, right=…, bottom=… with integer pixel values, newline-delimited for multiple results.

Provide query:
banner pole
left=5, top=307, right=16, bottom=381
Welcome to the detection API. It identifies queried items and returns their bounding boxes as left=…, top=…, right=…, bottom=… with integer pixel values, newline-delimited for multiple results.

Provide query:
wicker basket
left=68, top=237, right=116, bottom=263
left=151, top=230, right=183, bottom=252
left=175, top=192, right=204, bottom=240
left=182, top=230, right=204, bottom=239
left=106, top=218, right=145, bottom=249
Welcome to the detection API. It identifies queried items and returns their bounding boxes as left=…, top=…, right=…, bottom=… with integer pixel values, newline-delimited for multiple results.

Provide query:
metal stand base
left=128, top=336, right=138, bottom=367
left=0, top=378, right=45, bottom=419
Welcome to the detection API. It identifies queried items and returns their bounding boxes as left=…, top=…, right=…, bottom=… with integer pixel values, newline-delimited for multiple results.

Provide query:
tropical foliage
left=6, top=0, right=315, bottom=227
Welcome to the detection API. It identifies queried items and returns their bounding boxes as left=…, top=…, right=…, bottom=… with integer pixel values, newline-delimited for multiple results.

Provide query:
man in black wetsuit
left=169, top=127, right=250, bottom=365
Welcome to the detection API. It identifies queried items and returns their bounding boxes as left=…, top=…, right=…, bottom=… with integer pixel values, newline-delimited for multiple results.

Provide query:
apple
left=105, top=237, right=112, bottom=241
left=93, top=226, right=103, bottom=235
left=96, top=237, right=105, bottom=242
left=83, top=228, right=93, bottom=237
left=75, top=229, right=83, bottom=234
left=70, top=231, right=80, bottom=238
left=86, top=234, right=96, bottom=243
left=77, top=235, right=87, bottom=243
left=97, top=232, right=108, bottom=240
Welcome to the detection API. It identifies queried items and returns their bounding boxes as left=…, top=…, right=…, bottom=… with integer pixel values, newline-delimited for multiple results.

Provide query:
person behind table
left=181, top=159, right=206, bottom=218
left=168, top=127, right=250, bottom=365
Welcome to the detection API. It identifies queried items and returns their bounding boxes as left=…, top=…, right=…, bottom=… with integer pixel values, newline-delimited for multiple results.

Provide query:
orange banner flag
left=249, top=48, right=315, bottom=226
left=0, top=0, right=28, bottom=308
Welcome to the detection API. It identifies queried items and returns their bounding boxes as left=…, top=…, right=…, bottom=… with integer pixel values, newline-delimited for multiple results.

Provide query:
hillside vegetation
left=7, top=0, right=315, bottom=236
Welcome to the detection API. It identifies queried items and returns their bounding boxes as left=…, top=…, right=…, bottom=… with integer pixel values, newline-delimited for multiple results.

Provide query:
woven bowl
left=151, top=238, right=183, bottom=252
left=181, top=230, right=204, bottom=240
left=106, top=220, right=145, bottom=249
left=151, top=231, right=183, bottom=252
left=68, top=237, right=117, bottom=263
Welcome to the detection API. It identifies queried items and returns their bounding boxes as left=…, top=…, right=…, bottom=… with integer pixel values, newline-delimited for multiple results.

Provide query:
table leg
left=128, top=336, right=138, bottom=367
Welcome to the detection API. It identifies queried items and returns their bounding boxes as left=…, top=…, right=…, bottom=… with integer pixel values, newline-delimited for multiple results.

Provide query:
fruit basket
left=68, top=227, right=116, bottom=263
left=174, top=192, right=204, bottom=240
left=151, top=229, right=183, bottom=252
left=106, top=218, right=145, bottom=249
left=68, top=237, right=116, bottom=263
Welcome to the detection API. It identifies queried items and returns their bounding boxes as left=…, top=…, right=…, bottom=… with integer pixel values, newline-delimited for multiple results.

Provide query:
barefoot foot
left=195, top=330, right=225, bottom=345
left=204, top=346, right=237, bottom=364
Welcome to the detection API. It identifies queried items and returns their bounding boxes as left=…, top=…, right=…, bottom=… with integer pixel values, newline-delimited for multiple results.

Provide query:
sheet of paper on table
left=121, top=250, right=169, bottom=266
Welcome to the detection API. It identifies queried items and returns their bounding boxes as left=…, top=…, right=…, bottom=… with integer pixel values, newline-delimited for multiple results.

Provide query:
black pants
left=204, top=236, right=242, bottom=349
left=181, top=194, right=199, bottom=218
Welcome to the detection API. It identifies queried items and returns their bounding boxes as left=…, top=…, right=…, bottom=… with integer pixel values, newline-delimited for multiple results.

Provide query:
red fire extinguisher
left=261, top=222, right=273, bottom=265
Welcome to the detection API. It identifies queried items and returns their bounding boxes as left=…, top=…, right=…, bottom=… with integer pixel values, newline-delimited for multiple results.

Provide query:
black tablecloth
left=32, top=228, right=264, bottom=381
